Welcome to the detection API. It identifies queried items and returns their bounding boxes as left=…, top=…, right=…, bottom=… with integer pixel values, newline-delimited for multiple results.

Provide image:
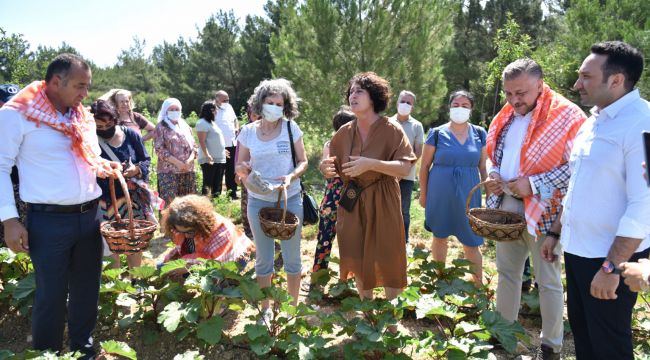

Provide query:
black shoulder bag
left=286, top=120, right=319, bottom=225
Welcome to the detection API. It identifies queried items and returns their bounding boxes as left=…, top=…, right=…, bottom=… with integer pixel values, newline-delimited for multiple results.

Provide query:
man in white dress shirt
left=541, top=41, right=650, bottom=359
left=0, top=54, right=118, bottom=359
left=484, top=58, right=587, bottom=359
left=214, top=90, right=239, bottom=199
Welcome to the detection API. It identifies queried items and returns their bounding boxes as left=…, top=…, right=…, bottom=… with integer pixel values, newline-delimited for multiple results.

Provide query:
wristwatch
left=601, top=260, right=621, bottom=275
left=546, top=231, right=561, bottom=239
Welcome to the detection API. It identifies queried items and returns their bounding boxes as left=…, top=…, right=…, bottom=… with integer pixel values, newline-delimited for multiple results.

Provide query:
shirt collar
left=590, top=89, right=640, bottom=120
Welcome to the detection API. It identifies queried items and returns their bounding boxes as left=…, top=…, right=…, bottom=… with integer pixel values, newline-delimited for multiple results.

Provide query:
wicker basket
left=466, top=181, right=526, bottom=242
left=100, top=172, right=157, bottom=254
left=259, top=188, right=299, bottom=240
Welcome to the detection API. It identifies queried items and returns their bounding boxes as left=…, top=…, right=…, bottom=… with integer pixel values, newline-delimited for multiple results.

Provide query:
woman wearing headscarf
left=153, top=98, right=197, bottom=206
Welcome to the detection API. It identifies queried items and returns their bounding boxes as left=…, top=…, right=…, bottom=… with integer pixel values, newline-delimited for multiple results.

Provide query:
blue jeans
left=399, top=179, right=414, bottom=243
left=247, top=193, right=303, bottom=276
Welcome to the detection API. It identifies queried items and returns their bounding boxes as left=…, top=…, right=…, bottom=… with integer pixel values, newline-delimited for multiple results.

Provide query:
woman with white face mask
left=418, top=90, right=488, bottom=286
left=153, top=98, right=197, bottom=206
left=235, top=79, right=308, bottom=322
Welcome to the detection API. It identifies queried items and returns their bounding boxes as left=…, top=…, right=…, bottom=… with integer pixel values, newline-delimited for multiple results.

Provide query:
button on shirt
left=0, top=107, right=102, bottom=221
left=561, top=89, right=650, bottom=258
left=214, top=103, right=238, bottom=147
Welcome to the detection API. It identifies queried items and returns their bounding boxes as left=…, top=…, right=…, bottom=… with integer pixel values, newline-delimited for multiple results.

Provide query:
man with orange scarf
left=0, top=54, right=119, bottom=359
left=484, top=58, right=586, bottom=359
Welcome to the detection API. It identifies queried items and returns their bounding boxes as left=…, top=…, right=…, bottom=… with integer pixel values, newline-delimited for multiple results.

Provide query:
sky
left=1, top=0, right=268, bottom=67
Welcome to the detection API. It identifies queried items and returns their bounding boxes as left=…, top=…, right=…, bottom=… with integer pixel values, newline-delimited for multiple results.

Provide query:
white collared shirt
left=0, top=107, right=102, bottom=221
left=561, top=89, right=650, bottom=258
left=499, top=111, right=532, bottom=181
left=214, top=103, right=238, bottom=146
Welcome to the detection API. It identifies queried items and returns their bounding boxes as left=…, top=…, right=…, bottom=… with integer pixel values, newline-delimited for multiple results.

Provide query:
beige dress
left=329, top=117, right=416, bottom=290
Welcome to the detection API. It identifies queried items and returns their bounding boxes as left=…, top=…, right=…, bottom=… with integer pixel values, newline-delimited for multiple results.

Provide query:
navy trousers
left=565, top=247, right=650, bottom=360
left=399, top=179, right=414, bottom=243
left=28, top=203, right=103, bottom=359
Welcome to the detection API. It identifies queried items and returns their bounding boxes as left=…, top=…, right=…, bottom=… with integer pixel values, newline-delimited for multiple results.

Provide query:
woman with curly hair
left=235, top=78, right=307, bottom=319
left=320, top=72, right=416, bottom=303
left=160, top=194, right=254, bottom=265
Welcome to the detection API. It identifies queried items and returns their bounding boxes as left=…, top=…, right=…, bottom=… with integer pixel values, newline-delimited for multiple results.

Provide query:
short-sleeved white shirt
left=237, top=120, right=303, bottom=202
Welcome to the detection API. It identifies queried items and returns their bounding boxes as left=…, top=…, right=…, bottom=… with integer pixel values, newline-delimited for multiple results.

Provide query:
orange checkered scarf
left=486, top=83, right=585, bottom=235
left=5, top=81, right=107, bottom=171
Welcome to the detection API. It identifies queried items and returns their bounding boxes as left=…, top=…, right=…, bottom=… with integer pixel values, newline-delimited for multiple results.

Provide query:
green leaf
left=480, top=310, right=526, bottom=353
left=142, top=328, right=160, bottom=346
left=197, top=316, right=224, bottom=345
left=160, top=259, right=187, bottom=276
left=415, top=293, right=459, bottom=320
left=116, top=293, right=137, bottom=307
left=100, top=340, right=137, bottom=360
left=158, top=302, right=184, bottom=332
left=102, top=268, right=123, bottom=280
left=355, top=322, right=382, bottom=342
left=250, top=337, right=273, bottom=356
left=238, top=280, right=265, bottom=302
left=12, top=273, right=35, bottom=299
left=244, top=324, right=268, bottom=340
left=129, top=265, right=157, bottom=279
left=0, top=350, right=14, bottom=360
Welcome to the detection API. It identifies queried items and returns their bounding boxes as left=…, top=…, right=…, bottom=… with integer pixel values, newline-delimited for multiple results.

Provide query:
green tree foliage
left=271, top=0, right=454, bottom=133
left=481, top=14, right=533, bottom=120
left=534, top=0, right=650, bottom=103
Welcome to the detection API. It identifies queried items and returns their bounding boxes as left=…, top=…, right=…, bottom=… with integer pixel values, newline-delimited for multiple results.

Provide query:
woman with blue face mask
left=235, top=79, right=308, bottom=324
left=153, top=98, right=197, bottom=207
left=419, top=90, right=488, bottom=286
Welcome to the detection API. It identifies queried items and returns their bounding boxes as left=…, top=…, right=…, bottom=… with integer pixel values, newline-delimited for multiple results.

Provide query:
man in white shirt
left=484, top=58, right=587, bottom=360
left=541, top=41, right=650, bottom=359
left=214, top=90, right=239, bottom=199
left=0, top=54, right=118, bottom=359
left=389, top=90, right=424, bottom=244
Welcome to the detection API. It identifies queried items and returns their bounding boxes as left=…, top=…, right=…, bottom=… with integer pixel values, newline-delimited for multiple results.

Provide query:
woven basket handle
left=466, top=180, right=488, bottom=215
left=108, top=171, right=135, bottom=239
left=274, top=187, right=288, bottom=225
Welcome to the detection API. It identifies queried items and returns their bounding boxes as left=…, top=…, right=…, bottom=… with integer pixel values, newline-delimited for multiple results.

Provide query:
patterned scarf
left=5, top=81, right=106, bottom=171
left=486, top=83, right=586, bottom=235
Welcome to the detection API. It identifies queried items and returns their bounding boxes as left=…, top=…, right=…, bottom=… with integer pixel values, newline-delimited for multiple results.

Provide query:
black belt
left=28, top=198, right=99, bottom=214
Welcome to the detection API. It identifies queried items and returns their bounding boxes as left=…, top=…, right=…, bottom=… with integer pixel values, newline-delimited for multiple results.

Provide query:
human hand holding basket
left=258, top=187, right=299, bottom=240
left=100, top=171, right=158, bottom=253
left=466, top=180, right=526, bottom=242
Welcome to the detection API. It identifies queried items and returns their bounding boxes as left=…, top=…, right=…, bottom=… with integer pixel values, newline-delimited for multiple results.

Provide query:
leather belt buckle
left=79, top=199, right=98, bottom=213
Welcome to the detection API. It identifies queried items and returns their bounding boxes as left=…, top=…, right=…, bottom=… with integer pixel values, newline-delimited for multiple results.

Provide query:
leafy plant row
left=1, top=248, right=531, bottom=359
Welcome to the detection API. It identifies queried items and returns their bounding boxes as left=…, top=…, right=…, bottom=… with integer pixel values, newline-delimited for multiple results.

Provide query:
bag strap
left=98, top=135, right=122, bottom=163
left=286, top=120, right=297, bottom=168
left=286, top=120, right=307, bottom=192
left=434, top=128, right=440, bottom=147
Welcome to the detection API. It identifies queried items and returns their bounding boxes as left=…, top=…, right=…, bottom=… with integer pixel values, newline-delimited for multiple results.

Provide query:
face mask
left=96, top=126, right=116, bottom=139
left=167, top=110, right=181, bottom=122
left=262, top=104, right=284, bottom=122
left=449, top=107, right=471, bottom=124
left=397, top=103, right=412, bottom=116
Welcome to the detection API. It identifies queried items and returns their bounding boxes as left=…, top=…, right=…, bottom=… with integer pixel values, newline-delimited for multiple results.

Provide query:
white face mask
left=449, top=107, right=471, bottom=124
left=397, top=103, right=412, bottom=116
left=262, top=104, right=283, bottom=122
left=167, top=110, right=181, bottom=122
